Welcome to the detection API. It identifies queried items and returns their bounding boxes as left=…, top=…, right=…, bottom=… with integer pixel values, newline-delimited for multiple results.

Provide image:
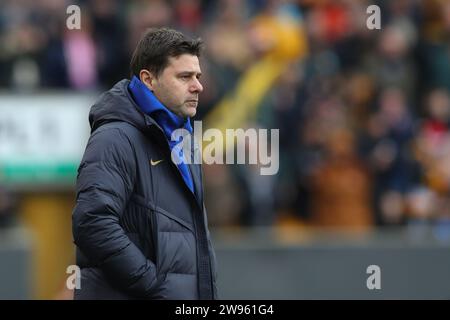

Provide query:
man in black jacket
left=72, top=28, right=217, bottom=299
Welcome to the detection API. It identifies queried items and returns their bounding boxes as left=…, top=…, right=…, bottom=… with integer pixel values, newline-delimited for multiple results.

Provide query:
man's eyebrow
left=177, top=71, right=202, bottom=76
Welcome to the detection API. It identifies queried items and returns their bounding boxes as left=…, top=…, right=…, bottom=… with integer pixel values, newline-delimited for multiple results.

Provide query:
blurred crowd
left=1, top=0, right=450, bottom=237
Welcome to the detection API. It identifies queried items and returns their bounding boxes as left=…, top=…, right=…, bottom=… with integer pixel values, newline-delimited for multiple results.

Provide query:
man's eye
left=181, top=75, right=190, bottom=80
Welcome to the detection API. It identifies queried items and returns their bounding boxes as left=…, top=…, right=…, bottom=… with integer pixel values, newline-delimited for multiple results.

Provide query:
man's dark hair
left=130, top=27, right=203, bottom=78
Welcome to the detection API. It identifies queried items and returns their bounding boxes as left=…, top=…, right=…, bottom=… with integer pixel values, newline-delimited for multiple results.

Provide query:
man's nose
left=190, top=78, right=203, bottom=93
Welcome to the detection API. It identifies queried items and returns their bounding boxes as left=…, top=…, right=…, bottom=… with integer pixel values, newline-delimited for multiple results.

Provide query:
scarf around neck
left=128, top=75, right=194, bottom=193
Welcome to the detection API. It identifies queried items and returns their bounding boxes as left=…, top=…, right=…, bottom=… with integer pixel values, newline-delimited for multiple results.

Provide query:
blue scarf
left=128, top=76, right=194, bottom=193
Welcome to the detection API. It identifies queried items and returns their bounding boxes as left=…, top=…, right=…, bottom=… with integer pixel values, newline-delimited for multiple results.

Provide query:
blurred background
left=1, top=0, right=450, bottom=299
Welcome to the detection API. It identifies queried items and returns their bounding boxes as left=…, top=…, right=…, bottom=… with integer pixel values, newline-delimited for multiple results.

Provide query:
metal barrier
left=0, top=227, right=32, bottom=299
left=213, top=227, right=450, bottom=299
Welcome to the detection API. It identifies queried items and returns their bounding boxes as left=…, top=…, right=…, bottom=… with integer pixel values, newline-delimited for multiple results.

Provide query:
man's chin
left=183, top=107, right=197, bottom=118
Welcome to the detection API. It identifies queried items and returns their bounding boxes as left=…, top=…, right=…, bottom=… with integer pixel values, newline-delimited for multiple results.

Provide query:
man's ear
left=139, top=70, right=155, bottom=91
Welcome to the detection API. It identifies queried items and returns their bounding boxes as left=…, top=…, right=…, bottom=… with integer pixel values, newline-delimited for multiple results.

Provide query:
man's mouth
left=185, top=100, right=198, bottom=107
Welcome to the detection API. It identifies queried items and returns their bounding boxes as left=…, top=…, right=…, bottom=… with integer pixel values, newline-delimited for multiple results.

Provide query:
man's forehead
left=167, top=54, right=201, bottom=72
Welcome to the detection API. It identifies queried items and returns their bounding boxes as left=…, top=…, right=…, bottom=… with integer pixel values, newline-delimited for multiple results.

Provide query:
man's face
left=146, top=54, right=203, bottom=118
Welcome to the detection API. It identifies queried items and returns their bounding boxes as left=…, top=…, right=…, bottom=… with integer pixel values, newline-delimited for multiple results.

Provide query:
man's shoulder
left=81, top=123, right=141, bottom=167
left=86, top=122, right=140, bottom=154
left=93, top=121, right=143, bottom=143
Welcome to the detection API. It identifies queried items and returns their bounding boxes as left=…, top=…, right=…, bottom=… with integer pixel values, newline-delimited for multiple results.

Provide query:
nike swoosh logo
left=150, top=159, right=164, bottom=166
